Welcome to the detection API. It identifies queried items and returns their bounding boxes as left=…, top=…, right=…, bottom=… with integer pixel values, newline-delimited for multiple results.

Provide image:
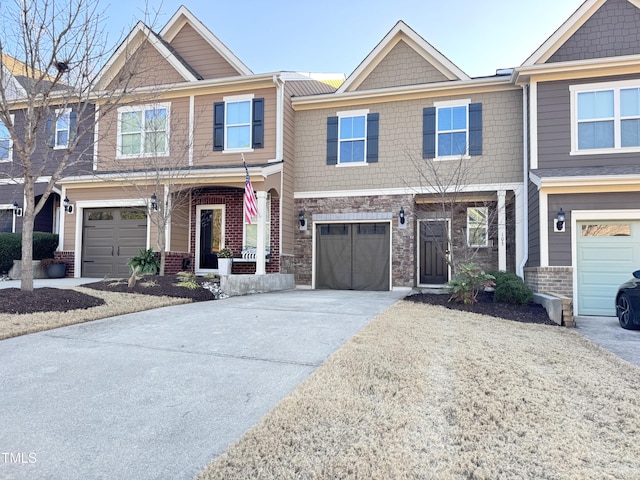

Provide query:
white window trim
left=434, top=99, right=471, bottom=161
left=223, top=93, right=254, bottom=153
left=570, top=80, right=640, bottom=156
left=53, top=108, right=72, bottom=150
left=0, top=114, right=14, bottom=163
left=0, top=204, right=16, bottom=233
left=336, top=108, right=369, bottom=166
left=116, top=102, right=171, bottom=159
left=467, top=206, right=489, bottom=248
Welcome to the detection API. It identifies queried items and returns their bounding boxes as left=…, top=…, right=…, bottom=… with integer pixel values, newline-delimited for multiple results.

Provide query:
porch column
left=498, top=190, right=506, bottom=271
left=255, top=191, right=267, bottom=275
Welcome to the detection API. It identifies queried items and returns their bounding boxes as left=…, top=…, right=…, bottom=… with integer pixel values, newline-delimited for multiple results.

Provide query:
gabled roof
left=159, top=5, right=252, bottom=76
left=337, top=20, right=469, bottom=93
left=523, top=0, right=640, bottom=66
left=94, top=20, right=200, bottom=90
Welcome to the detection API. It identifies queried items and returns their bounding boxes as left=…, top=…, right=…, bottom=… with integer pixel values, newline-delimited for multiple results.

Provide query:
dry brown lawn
left=0, top=287, right=188, bottom=340
left=198, top=301, right=640, bottom=480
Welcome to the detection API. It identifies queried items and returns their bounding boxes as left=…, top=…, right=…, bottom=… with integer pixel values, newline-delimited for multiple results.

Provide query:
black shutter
left=366, top=113, right=379, bottom=163
left=213, top=102, right=224, bottom=151
left=422, top=107, right=436, bottom=158
left=468, top=103, right=482, bottom=156
left=326, top=116, right=338, bottom=165
left=252, top=98, right=264, bottom=149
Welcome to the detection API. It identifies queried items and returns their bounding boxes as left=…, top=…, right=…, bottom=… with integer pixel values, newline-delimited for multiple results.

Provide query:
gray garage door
left=82, top=208, right=148, bottom=277
left=316, top=223, right=390, bottom=291
left=576, top=221, right=640, bottom=316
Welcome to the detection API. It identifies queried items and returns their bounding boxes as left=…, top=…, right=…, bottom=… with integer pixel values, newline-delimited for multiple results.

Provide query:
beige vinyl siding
left=169, top=197, right=190, bottom=252
left=96, top=97, right=191, bottom=172
left=169, top=23, right=242, bottom=80
left=294, top=89, right=523, bottom=193
left=356, top=40, right=450, bottom=91
left=62, top=185, right=157, bottom=251
left=106, top=40, right=187, bottom=91
left=192, top=87, right=277, bottom=166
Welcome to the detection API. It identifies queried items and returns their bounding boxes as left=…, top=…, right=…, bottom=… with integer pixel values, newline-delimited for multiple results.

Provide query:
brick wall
left=190, top=188, right=280, bottom=273
left=524, top=266, right=573, bottom=298
left=54, top=251, right=75, bottom=277
left=294, top=194, right=414, bottom=287
left=164, top=252, right=194, bottom=275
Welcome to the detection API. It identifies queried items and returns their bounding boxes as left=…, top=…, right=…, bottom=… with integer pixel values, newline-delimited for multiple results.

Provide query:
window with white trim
left=54, top=108, right=72, bottom=148
left=467, top=207, right=488, bottom=247
left=436, top=100, right=468, bottom=158
left=0, top=116, right=12, bottom=162
left=572, top=81, right=640, bottom=153
left=244, top=193, right=271, bottom=250
left=117, top=103, right=170, bottom=157
left=225, top=97, right=251, bottom=150
left=339, top=112, right=367, bottom=164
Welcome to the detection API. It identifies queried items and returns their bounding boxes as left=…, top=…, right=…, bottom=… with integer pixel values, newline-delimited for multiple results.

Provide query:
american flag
left=243, top=157, right=258, bottom=224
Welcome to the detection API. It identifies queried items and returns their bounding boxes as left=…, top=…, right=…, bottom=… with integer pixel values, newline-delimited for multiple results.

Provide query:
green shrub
left=448, top=263, right=496, bottom=305
left=493, top=278, right=534, bottom=305
left=127, top=248, right=160, bottom=275
left=489, top=270, right=522, bottom=286
left=0, top=232, right=59, bottom=273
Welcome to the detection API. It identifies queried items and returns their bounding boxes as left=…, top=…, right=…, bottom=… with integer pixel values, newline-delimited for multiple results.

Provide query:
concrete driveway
left=576, top=315, right=640, bottom=367
left=0, top=289, right=407, bottom=480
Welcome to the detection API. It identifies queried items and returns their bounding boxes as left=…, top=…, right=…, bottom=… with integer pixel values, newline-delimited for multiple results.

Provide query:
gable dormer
left=338, top=21, right=469, bottom=93
left=160, top=6, right=252, bottom=79
left=524, top=0, right=640, bottom=66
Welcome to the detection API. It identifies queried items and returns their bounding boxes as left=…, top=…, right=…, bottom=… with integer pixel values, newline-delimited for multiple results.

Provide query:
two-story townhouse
left=292, top=22, right=525, bottom=291
left=0, top=56, right=94, bottom=243
left=57, top=6, right=334, bottom=279
left=516, top=0, right=640, bottom=316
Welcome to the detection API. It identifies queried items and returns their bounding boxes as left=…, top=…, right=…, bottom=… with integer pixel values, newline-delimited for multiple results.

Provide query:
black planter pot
left=46, top=263, right=66, bottom=278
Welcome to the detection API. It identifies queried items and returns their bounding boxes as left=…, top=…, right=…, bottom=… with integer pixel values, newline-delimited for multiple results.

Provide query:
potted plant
left=217, top=248, right=233, bottom=275
left=40, top=258, right=67, bottom=278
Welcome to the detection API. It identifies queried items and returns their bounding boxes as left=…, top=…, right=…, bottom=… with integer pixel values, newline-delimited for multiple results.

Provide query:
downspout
left=273, top=74, right=285, bottom=274
left=518, top=84, right=529, bottom=278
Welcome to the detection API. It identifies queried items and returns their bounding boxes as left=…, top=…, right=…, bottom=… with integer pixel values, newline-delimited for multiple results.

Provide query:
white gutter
left=518, top=85, right=529, bottom=278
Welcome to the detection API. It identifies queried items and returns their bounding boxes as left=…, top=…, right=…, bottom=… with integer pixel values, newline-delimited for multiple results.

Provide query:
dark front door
left=316, top=223, right=390, bottom=291
left=198, top=207, right=224, bottom=270
left=419, top=220, right=448, bottom=284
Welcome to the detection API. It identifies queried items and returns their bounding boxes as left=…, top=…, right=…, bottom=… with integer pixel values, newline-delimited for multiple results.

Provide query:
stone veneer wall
left=524, top=266, right=573, bottom=297
left=294, top=194, right=415, bottom=288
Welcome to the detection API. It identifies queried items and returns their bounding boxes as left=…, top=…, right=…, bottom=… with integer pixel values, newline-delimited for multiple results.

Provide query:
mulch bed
left=0, top=275, right=217, bottom=315
left=405, top=291, right=556, bottom=325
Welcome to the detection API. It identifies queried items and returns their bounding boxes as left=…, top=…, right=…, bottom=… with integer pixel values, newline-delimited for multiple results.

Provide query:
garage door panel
left=352, top=224, right=390, bottom=291
left=316, top=225, right=352, bottom=290
left=577, top=220, right=640, bottom=316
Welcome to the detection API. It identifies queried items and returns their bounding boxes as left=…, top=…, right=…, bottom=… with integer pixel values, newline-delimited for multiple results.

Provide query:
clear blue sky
left=105, top=0, right=586, bottom=78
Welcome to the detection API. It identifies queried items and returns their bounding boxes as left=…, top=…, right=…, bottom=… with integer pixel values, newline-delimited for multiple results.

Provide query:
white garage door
left=576, top=221, right=640, bottom=316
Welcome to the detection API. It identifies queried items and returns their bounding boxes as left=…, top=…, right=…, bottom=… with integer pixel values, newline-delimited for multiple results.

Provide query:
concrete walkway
left=576, top=315, right=640, bottom=367
left=0, top=289, right=407, bottom=480
left=0, top=277, right=101, bottom=289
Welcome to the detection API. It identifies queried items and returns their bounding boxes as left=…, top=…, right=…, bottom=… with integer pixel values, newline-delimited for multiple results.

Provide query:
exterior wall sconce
left=399, top=207, right=405, bottom=225
left=555, top=208, right=565, bottom=232
left=63, top=196, right=74, bottom=214
left=299, top=210, right=306, bottom=227
left=150, top=193, right=158, bottom=211
left=12, top=201, right=22, bottom=217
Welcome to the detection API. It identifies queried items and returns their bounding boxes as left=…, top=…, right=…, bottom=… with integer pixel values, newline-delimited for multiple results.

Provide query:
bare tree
left=407, top=150, right=505, bottom=277
left=0, top=0, right=148, bottom=291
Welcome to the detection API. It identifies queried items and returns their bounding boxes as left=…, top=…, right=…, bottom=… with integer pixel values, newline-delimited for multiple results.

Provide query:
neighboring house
left=57, top=6, right=334, bottom=278
left=0, top=56, right=94, bottom=239
left=291, top=21, right=526, bottom=291
left=516, top=0, right=640, bottom=316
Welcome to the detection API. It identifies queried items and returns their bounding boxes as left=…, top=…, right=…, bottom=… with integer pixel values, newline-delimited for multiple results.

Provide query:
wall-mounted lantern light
left=12, top=201, right=22, bottom=217
left=399, top=207, right=405, bottom=225
left=63, top=196, right=74, bottom=214
left=299, top=210, right=306, bottom=227
left=150, top=193, right=158, bottom=211
left=556, top=208, right=565, bottom=231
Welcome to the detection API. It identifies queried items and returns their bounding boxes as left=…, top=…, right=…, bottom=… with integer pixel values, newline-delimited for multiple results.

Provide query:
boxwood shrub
left=490, top=270, right=534, bottom=305
left=0, top=233, right=59, bottom=273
